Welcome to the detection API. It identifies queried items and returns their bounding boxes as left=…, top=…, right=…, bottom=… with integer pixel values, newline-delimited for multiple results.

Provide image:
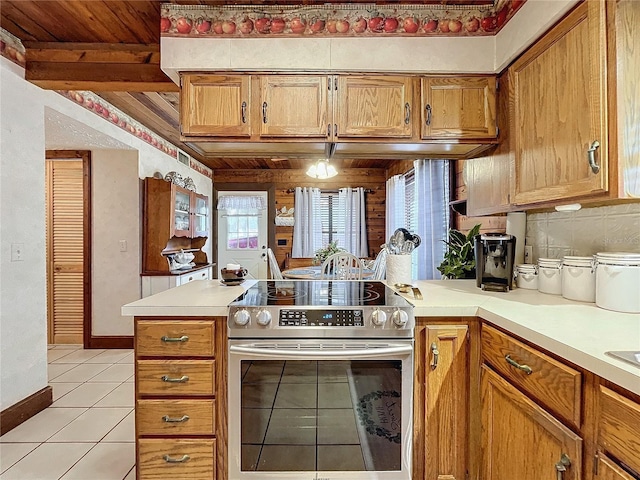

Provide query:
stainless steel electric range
left=227, top=280, right=414, bottom=480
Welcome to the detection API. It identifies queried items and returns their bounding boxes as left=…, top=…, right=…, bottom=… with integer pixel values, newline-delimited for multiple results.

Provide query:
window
left=225, top=211, right=259, bottom=250
left=319, top=192, right=342, bottom=245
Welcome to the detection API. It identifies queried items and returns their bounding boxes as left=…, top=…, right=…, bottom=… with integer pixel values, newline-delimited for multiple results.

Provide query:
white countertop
left=122, top=279, right=640, bottom=395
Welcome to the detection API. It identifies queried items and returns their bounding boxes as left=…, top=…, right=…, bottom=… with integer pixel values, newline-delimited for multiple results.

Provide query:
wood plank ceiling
left=1, top=0, right=495, bottom=170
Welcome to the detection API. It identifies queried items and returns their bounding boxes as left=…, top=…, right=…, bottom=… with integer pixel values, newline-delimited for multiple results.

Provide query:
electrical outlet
left=119, top=240, right=127, bottom=252
left=524, top=245, right=533, bottom=263
left=11, top=243, right=24, bottom=262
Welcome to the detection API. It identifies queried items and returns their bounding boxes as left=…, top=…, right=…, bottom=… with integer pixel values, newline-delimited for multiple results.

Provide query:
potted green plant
left=313, top=241, right=344, bottom=266
left=437, top=224, right=481, bottom=279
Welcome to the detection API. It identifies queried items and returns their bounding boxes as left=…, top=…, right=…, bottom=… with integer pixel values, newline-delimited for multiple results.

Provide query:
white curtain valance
left=217, top=195, right=267, bottom=211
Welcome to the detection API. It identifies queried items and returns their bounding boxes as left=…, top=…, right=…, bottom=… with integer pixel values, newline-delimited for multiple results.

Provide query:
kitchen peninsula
left=123, top=279, right=640, bottom=480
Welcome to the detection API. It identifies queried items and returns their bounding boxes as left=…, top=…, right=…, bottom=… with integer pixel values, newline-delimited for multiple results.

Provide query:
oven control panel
left=279, top=309, right=364, bottom=327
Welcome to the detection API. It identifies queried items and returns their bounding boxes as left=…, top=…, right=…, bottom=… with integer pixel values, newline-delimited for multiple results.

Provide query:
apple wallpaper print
left=161, top=0, right=526, bottom=38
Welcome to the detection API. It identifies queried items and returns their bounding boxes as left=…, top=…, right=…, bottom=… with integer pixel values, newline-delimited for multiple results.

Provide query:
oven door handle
left=229, top=344, right=413, bottom=358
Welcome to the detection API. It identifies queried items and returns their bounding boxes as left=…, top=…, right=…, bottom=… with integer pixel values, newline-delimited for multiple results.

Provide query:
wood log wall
left=214, top=168, right=387, bottom=268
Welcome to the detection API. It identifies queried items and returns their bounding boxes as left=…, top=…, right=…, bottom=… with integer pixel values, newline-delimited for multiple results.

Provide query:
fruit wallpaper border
left=161, top=0, right=525, bottom=38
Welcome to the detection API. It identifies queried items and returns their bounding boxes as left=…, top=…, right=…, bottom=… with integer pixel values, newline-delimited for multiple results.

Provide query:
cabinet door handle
left=405, top=103, right=411, bottom=125
left=241, top=101, right=247, bottom=124
left=262, top=101, right=268, bottom=123
left=161, top=335, right=189, bottom=343
left=430, top=342, right=439, bottom=370
left=163, top=454, right=190, bottom=463
left=161, top=375, right=189, bottom=383
left=327, top=124, right=331, bottom=137
left=425, top=104, right=432, bottom=126
left=162, top=414, right=190, bottom=423
left=587, top=140, right=600, bottom=173
left=555, top=454, right=571, bottom=480
left=505, top=354, right=533, bottom=375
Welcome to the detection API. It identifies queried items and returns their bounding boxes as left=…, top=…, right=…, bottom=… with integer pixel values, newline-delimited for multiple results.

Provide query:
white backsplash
left=526, top=203, right=640, bottom=261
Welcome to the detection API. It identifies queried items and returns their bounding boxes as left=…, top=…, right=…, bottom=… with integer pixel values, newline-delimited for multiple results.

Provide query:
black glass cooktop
left=229, top=280, right=408, bottom=307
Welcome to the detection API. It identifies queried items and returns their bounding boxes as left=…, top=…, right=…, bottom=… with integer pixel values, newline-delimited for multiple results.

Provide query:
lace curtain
left=413, top=159, right=450, bottom=279
left=217, top=195, right=266, bottom=211
left=292, top=187, right=322, bottom=257
left=337, top=187, right=369, bottom=257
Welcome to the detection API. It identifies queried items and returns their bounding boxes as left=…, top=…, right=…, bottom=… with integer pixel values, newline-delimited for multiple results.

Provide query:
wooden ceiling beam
left=23, top=42, right=177, bottom=92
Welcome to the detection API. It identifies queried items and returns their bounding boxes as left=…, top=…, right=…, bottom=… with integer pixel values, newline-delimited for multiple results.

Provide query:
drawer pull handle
left=163, top=454, right=190, bottom=464
left=162, top=414, right=190, bottom=423
left=161, top=375, right=189, bottom=383
left=555, top=453, right=571, bottom=480
left=430, top=342, right=439, bottom=370
left=505, top=354, right=533, bottom=375
left=587, top=140, right=600, bottom=173
left=161, top=335, right=189, bottom=343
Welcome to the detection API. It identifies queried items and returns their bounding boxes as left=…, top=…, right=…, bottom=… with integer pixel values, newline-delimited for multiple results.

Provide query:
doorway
left=216, top=191, right=268, bottom=279
left=45, top=150, right=91, bottom=346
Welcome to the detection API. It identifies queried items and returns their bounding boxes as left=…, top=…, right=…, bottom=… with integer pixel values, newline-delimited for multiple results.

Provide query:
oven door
left=228, top=340, right=413, bottom=480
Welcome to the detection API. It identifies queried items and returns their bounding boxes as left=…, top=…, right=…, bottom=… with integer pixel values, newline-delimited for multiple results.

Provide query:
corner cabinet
left=421, top=77, right=497, bottom=139
left=414, top=321, right=469, bottom=480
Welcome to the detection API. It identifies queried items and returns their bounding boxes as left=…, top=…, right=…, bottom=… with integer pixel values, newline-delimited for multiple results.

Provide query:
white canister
left=538, top=258, right=563, bottom=295
left=561, top=256, right=596, bottom=303
left=515, top=264, right=538, bottom=290
left=595, top=252, right=640, bottom=313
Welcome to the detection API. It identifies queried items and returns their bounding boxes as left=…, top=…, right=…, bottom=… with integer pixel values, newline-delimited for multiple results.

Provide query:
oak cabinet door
left=481, top=366, right=582, bottom=480
left=595, top=453, right=637, bottom=480
left=421, top=76, right=497, bottom=139
left=423, top=325, right=469, bottom=480
left=181, top=74, right=251, bottom=137
left=259, top=75, right=329, bottom=138
left=335, top=76, right=414, bottom=138
left=511, top=1, right=608, bottom=205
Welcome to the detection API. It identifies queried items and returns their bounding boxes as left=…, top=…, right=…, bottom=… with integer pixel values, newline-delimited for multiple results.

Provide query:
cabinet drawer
left=138, top=438, right=215, bottom=480
left=599, top=386, right=640, bottom=475
left=178, top=269, right=209, bottom=286
left=481, top=325, right=582, bottom=427
left=137, top=360, right=215, bottom=396
left=137, top=399, right=215, bottom=436
left=136, top=320, right=215, bottom=357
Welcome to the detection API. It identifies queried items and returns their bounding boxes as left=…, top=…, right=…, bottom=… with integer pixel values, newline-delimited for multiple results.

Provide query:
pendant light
left=306, top=159, right=338, bottom=179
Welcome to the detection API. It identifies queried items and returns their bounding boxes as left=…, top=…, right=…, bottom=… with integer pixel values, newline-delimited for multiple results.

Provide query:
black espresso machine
left=474, top=233, right=516, bottom=292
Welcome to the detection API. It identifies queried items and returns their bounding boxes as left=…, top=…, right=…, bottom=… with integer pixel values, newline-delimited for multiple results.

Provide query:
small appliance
left=474, top=233, right=516, bottom=292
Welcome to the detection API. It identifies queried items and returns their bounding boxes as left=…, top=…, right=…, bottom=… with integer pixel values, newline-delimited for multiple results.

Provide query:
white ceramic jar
left=537, top=258, right=562, bottom=295
left=515, top=264, right=538, bottom=290
left=561, top=256, right=596, bottom=302
left=595, top=252, right=640, bottom=313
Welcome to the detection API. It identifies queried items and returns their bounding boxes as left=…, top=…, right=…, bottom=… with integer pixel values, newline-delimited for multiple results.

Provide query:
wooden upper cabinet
left=180, top=74, right=251, bottom=137
left=595, top=453, right=637, bottom=480
left=511, top=1, right=608, bottom=205
left=335, top=75, right=414, bottom=138
left=421, top=76, right=496, bottom=139
left=258, top=75, right=329, bottom=138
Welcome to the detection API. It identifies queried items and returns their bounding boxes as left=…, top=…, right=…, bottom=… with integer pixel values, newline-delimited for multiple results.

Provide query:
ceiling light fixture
left=306, top=159, right=338, bottom=179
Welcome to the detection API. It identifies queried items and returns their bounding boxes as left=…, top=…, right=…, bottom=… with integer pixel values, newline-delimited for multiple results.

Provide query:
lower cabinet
left=415, top=322, right=469, bottom=480
left=141, top=266, right=213, bottom=298
left=134, top=317, right=227, bottom=480
left=481, top=366, right=582, bottom=480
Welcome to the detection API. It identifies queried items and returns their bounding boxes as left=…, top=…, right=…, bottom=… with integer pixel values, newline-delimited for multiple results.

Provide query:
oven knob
left=256, top=309, right=272, bottom=326
left=392, top=309, right=409, bottom=327
left=234, top=309, right=251, bottom=326
left=371, top=309, right=387, bottom=326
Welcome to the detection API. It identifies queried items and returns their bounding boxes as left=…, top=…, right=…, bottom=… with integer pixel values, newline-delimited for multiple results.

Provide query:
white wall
left=0, top=55, right=212, bottom=410
left=92, top=150, right=140, bottom=336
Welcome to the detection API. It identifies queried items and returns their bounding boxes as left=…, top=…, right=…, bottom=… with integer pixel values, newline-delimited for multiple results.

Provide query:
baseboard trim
left=88, top=336, right=133, bottom=349
left=1, top=386, right=53, bottom=436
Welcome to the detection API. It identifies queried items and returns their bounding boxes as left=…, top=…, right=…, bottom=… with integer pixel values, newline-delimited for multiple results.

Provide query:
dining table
left=282, top=265, right=374, bottom=280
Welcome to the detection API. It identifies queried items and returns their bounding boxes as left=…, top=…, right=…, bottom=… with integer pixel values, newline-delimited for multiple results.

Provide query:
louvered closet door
left=46, top=160, right=84, bottom=344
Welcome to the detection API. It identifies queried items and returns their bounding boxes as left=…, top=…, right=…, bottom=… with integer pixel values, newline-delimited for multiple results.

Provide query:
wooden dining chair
left=320, top=252, right=363, bottom=280
left=267, top=248, right=283, bottom=279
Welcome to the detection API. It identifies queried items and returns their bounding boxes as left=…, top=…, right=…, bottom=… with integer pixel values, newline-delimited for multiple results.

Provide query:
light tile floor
left=0, top=345, right=135, bottom=480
